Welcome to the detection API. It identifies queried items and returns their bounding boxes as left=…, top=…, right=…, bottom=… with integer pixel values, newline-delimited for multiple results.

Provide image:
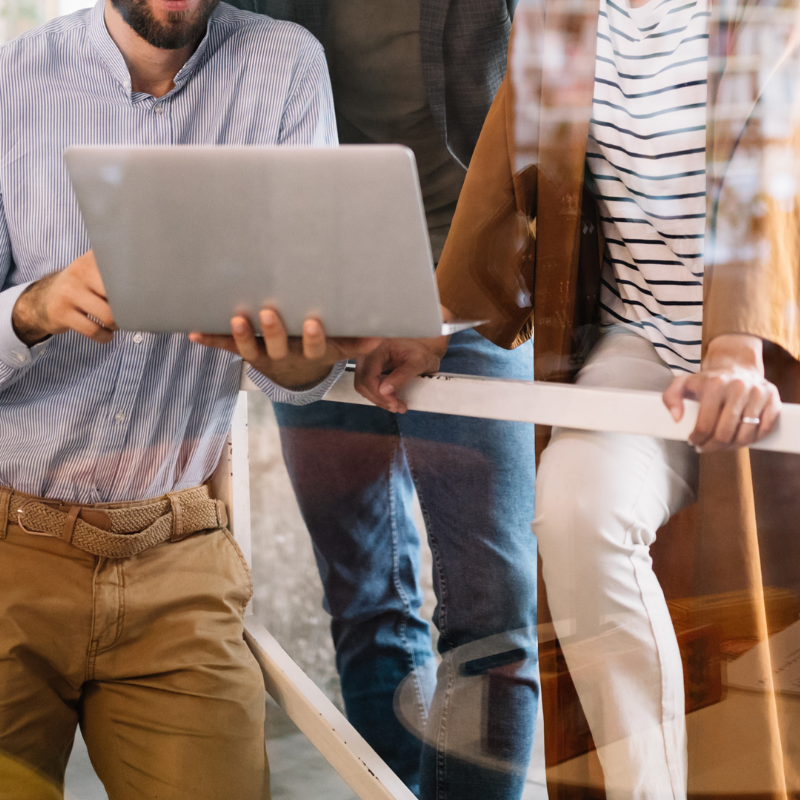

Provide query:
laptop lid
left=64, top=144, right=478, bottom=338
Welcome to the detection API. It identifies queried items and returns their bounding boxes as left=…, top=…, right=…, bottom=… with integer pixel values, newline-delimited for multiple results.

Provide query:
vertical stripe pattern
left=0, top=0, right=339, bottom=503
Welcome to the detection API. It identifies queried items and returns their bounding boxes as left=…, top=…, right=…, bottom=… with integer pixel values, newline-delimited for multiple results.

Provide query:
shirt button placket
left=153, top=99, right=171, bottom=145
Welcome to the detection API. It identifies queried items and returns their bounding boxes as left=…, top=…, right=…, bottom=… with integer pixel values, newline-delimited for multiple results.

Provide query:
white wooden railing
left=221, top=370, right=800, bottom=800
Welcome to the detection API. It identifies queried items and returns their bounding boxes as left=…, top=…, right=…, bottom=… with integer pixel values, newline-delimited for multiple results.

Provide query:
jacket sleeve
left=704, top=198, right=800, bottom=363
left=436, top=77, right=536, bottom=350
left=703, top=56, right=800, bottom=364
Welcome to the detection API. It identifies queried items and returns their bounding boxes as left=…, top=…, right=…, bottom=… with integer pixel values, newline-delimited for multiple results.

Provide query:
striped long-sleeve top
left=588, top=0, right=710, bottom=373
left=0, top=0, right=342, bottom=503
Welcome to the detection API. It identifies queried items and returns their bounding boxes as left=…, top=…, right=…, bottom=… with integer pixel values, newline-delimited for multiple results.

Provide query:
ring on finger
left=742, top=416, right=761, bottom=425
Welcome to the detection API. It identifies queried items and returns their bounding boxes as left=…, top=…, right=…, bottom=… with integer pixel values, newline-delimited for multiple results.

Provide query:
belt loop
left=215, top=499, right=228, bottom=529
left=0, top=488, right=11, bottom=540
left=168, top=492, right=184, bottom=542
left=62, top=505, right=81, bottom=545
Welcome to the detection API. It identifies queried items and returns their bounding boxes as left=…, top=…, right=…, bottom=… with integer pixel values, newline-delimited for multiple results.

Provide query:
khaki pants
left=0, top=506, right=270, bottom=800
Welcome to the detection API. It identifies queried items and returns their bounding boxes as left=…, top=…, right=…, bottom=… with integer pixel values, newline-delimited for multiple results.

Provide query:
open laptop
left=64, top=145, right=479, bottom=338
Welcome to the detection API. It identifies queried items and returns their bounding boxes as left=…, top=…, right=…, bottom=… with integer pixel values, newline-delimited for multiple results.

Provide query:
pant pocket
left=220, top=528, right=254, bottom=611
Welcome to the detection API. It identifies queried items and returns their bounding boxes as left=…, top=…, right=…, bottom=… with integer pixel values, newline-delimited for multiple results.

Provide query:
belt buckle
left=16, top=503, right=61, bottom=538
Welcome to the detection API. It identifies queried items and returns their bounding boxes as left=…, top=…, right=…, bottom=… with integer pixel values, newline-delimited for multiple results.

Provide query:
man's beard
left=111, top=0, right=220, bottom=50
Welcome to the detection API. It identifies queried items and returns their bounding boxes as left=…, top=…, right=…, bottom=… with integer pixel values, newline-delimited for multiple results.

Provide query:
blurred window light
left=0, top=0, right=93, bottom=44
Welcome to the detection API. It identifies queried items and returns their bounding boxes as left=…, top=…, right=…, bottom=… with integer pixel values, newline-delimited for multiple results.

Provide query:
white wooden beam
left=244, top=617, right=418, bottom=800
left=211, top=390, right=252, bottom=566
left=324, top=367, right=800, bottom=455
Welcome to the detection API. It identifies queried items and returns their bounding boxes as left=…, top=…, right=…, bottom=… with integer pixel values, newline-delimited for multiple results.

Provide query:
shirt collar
left=87, top=0, right=217, bottom=98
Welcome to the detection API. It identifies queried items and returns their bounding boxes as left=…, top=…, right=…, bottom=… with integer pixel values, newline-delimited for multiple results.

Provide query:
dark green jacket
left=223, top=0, right=516, bottom=166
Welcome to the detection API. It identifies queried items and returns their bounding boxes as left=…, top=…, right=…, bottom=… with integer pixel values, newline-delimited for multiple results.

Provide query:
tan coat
left=436, top=0, right=800, bottom=794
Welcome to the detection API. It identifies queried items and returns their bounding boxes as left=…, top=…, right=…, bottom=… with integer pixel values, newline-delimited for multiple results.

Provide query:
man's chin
left=112, top=0, right=219, bottom=50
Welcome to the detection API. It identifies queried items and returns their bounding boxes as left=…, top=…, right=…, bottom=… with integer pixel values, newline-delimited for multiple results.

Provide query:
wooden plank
left=244, top=617, right=418, bottom=800
left=210, top=390, right=252, bottom=566
left=324, top=368, right=800, bottom=455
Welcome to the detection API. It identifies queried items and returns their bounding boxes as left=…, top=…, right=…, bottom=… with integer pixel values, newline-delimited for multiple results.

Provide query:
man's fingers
left=65, top=309, right=114, bottom=343
left=336, top=337, right=382, bottom=357
left=302, top=318, right=326, bottom=360
left=662, top=374, right=692, bottom=421
left=377, top=357, right=437, bottom=414
left=74, top=290, right=117, bottom=331
left=354, top=351, right=391, bottom=408
left=231, top=316, right=263, bottom=363
left=188, top=332, right=240, bottom=354
left=75, top=251, right=109, bottom=299
left=260, top=308, right=289, bottom=360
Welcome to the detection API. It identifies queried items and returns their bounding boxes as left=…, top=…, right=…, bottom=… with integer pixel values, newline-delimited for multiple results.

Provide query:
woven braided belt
left=8, top=485, right=227, bottom=559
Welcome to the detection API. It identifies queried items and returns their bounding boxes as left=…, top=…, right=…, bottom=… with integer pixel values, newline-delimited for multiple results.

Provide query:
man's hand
left=354, top=335, right=449, bottom=413
left=662, top=333, right=781, bottom=452
left=189, top=310, right=380, bottom=389
left=12, top=251, right=117, bottom=346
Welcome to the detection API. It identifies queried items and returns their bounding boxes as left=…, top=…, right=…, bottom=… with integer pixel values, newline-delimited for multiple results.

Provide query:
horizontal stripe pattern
left=589, top=0, right=709, bottom=373
left=0, top=1, right=340, bottom=503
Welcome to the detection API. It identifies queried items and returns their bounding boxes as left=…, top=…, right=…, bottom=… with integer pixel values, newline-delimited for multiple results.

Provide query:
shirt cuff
left=246, top=360, right=346, bottom=405
left=0, top=282, right=50, bottom=372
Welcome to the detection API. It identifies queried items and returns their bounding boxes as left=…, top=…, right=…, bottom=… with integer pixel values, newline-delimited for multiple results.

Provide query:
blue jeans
left=273, top=330, right=538, bottom=800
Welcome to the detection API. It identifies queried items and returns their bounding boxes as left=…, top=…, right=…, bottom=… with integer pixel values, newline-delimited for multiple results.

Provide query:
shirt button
left=133, top=333, right=143, bottom=344
left=154, top=104, right=164, bottom=115
left=15, top=352, right=26, bottom=363
left=114, top=411, right=126, bottom=423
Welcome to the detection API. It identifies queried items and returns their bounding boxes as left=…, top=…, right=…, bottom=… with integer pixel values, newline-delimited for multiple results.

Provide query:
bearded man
left=0, top=1, right=370, bottom=797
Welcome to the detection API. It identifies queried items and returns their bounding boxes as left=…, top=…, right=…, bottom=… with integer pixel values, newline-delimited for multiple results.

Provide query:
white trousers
left=533, top=328, right=699, bottom=800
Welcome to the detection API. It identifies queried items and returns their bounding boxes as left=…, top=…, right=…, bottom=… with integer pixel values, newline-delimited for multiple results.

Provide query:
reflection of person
left=0, top=1, right=371, bottom=796
left=223, top=1, right=540, bottom=797
left=356, top=1, right=800, bottom=797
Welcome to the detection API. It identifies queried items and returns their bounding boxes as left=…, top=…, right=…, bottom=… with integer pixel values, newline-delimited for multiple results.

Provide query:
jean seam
left=388, top=431, right=428, bottom=722
left=403, top=441, right=451, bottom=648
left=435, top=655, right=456, bottom=800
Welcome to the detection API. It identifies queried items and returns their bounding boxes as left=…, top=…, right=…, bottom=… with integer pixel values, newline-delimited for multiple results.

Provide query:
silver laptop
left=64, top=145, right=477, bottom=338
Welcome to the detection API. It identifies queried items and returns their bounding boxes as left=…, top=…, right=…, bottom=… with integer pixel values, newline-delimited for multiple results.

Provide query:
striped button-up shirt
left=0, top=0, right=342, bottom=503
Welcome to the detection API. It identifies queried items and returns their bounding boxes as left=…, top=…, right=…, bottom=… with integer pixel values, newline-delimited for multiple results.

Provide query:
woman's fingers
left=662, top=374, right=691, bottom=422
left=733, top=384, right=781, bottom=447
left=711, top=379, right=750, bottom=446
